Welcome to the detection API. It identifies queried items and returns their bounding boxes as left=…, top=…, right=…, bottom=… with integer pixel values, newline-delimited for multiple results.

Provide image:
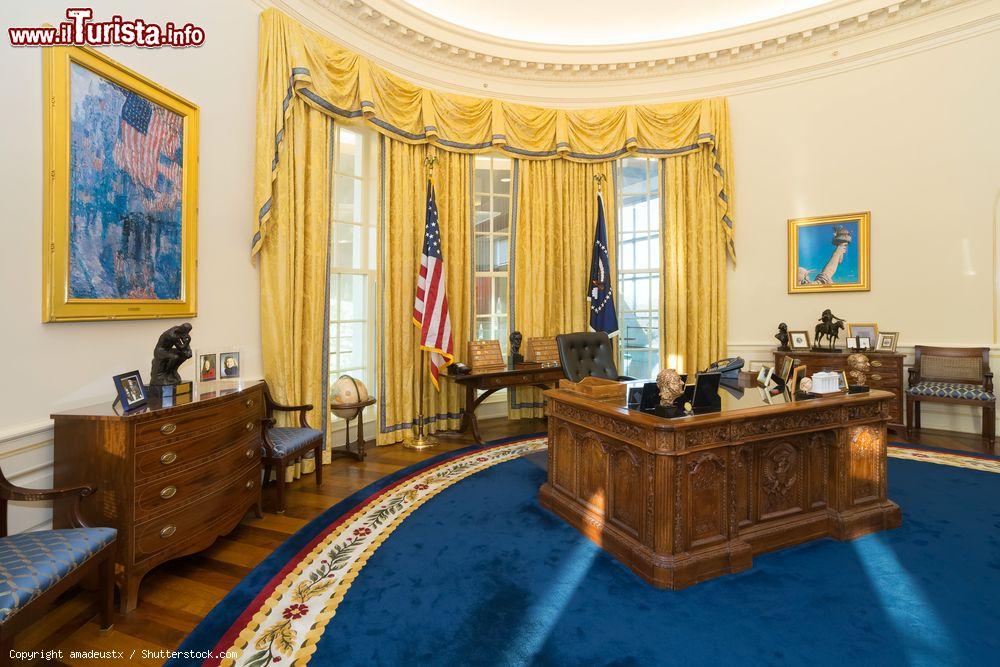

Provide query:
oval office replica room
left=1, top=1, right=998, bottom=665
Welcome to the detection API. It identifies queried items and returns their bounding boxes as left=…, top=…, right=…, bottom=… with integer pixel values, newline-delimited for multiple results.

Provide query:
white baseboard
left=729, top=342, right=1000, bottom=437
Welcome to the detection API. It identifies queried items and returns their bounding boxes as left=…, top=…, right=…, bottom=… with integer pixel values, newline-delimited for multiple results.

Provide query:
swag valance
left=252, top=8, right=735, bottom=259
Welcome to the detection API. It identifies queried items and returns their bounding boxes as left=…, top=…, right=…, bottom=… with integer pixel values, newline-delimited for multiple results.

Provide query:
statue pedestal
left=148, top=381, right=193, bottom=404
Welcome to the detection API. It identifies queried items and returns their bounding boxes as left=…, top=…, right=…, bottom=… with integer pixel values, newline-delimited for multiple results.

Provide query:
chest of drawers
left=52, top=382, right=264, bottom=612
left=773, top=349, right=905, bottom=431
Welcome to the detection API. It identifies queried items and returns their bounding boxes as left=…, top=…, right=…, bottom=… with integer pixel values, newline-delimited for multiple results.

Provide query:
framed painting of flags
left=42, top=45, right=198, bottom=321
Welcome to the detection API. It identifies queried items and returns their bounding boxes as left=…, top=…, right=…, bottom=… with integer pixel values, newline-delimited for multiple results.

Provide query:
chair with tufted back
left=261, top=383, right=325, bottom=513
left=0, top=465, right=115, bottom=654
left=556, top=332, right=634, bottom=383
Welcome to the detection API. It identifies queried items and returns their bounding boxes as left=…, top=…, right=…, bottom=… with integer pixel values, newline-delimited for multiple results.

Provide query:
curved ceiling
left=400, top=0, right=832, bottom=46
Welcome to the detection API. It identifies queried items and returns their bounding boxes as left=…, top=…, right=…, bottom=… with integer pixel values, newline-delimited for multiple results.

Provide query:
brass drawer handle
left=159, top=485, right=177, bottom=499
left=245, top=480, right=255, bottom=490
left=871, top=361, right=882, bottom=367
left=245, top=422, right=255, bottom=432
left=160, top=451, right=178, bottom=465
left=246, top=398, right=255, bottom=408
left=245, top=447, right=256, bottom=459
left=160, top=423, right=177, bottom=435
left=870, top=374, right=882, bottom=381
left=160, top=524, right=177, bottom=539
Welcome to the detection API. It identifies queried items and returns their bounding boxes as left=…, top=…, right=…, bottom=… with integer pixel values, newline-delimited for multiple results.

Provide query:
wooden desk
left=540, top=386, right=901, bottom=589
left=442, top=365, right=565, bottom=443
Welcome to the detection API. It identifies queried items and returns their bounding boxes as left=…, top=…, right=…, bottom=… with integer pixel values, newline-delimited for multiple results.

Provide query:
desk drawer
left=135, top=417, right=261, bottom=480
left=133, top=463, right=259, bottom=565
left=134, top=436, right=260, bottom=521
left=135, top=390, right=262, bottom=447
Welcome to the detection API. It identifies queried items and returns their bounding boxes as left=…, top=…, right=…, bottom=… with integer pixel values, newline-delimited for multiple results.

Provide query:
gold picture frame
left=788, top=212, right=870, bottom=294
left=848, top=322, right=879, bottom=347
left=43, top=45, right=198, bottom=322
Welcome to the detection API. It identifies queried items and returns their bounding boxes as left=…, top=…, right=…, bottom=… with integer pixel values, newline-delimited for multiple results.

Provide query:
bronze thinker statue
left=774, top=323, right=790, bottom=351
left=150, top=323, right=193, bottom=386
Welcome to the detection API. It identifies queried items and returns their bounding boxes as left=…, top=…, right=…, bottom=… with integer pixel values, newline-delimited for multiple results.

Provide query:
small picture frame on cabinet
left=847, top=337, right=858, bottom=350
left=875, top=331, right=899, bottom=352
left=789, top=330, right=811, bottom=350
left=113, top=370, right=148, bottom=412
left=859, top=337, right=872, bottom=350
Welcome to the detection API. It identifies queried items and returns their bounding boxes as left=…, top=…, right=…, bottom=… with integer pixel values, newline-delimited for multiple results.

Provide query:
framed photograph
left=859, top=337, right=872, bottom=350
left=839, top=371, right=849, bottom=389
left=788, top=212, right=870, bottom=294
left=846, top=337, right=858, bottom=350
left=876, top=331, right=899, bottom=353
left=789, top=330, right=811, bottom=350
left=220, top=351, right=241, bottom=379
left=113, top=370, right=147, bottom=411
left=778, top=356, right=795, bottom=382
left=848, top=323, right=878, bottom=344
left=199, top=353, right=217, bottom=382
left=790, top=365, right=808, bottom=393
left=42, top=45, right=199, bottom=322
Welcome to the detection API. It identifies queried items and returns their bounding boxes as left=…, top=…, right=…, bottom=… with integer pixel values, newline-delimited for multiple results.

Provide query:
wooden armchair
left=906, top=346, right=995, bottom=447
left=262, top=384, right=325, bottom=513
left=0, top=466, right=115, bottom=654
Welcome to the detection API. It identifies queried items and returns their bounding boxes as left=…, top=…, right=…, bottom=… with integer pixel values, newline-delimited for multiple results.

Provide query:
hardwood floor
left=19, top=418, right=545, bottom=666
left=17, top=418, right=992, bottom=665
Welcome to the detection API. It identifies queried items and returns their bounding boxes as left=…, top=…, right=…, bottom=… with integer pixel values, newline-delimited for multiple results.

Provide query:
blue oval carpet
left=170, top=436, right=1000, bottom=666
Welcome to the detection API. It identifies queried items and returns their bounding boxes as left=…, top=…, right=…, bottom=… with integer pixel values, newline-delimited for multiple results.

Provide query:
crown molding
left=255, top=0, right=1000, bottom=103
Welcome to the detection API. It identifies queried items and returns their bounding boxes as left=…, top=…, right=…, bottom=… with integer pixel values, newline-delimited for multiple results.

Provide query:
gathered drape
left=378, top=142, right=471, bottom=444
left=253, top=8, right=735, bottom=447
left=510, top=160, right=615, bottom=418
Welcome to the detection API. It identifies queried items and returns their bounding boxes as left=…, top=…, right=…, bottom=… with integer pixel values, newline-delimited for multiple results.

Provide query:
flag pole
left=404, top=155, right=440, bottom=451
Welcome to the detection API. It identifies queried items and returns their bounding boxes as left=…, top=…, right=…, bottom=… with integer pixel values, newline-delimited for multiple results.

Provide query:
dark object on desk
left=813, top=309, right=845, bottom=351
left=692, top=372, right=722, bottom=412
left=719, top=379, right=744, bottom=400
left=555, top=331, right=634, bottom=382
left=906, top=345, right=995, bottom=447
left=149, top=322, right=193, bottom=386
left=775, top=322, right=790, bottom=351
left=51, top=382, right=264, bottom=612
left=848, top=385, right=870, bottom=394
left=449, top=362, right=472, bottom=375
left=262, top=383, right=325, bottom=514
left=113, top=369, right=148, bottom=412
left=704, top=357, right=745, bottom=381
left=0, top=463, right=116, bottom=652
left=441, top=364, right=564, bottom=444
left=510, top=330, right=524, bottom=363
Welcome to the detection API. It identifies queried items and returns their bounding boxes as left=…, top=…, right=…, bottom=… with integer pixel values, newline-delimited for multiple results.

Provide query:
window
left=473, top=155, right=512, bottom=348
left=616, top=157, right=661, bottom=380
left=329, top=126, right=376, bottom=402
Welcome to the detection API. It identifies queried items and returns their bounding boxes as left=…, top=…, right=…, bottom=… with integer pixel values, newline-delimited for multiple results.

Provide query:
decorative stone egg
left=331, top=375, right=370, bottom=419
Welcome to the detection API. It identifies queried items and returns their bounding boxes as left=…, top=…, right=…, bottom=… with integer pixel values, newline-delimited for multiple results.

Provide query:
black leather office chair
left=556, top=332, right=634, bottom=383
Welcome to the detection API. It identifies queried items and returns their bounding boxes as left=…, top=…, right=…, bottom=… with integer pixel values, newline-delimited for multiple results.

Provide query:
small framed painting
left=876, top=331, right=899, bottom=353
left=788, top=212, right=870, bottom=294
left=848, top=323, right=878, bottom=345
left=199, top=353, right=217, bottom=382
left=220, top=351, right=241, bottom=379
left=789, top=330, right=811, bottom=350
left=42, top=45, right=199, bottom=322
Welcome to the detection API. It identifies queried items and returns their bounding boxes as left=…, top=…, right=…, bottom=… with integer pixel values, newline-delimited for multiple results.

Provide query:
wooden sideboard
left=541, top=387, right=901, bottom=589
left=52, top=382, right=264, bottom=612
left=774, top=349, right=905, bottom=430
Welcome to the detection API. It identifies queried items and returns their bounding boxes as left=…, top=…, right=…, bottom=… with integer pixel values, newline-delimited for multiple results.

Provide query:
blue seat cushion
left=907, top=381, right=995, bottom=401
left=267, top=427, right=323, bottom=457
left=0, top=527, right=116, bottom=622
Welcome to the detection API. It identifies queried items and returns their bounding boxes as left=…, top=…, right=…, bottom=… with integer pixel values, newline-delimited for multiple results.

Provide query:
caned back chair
left=906, top=346, right=994, bottom=447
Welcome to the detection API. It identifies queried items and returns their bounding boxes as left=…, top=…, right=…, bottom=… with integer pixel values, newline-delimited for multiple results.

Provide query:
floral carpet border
left=888, top=444, right=1000, bottom=473
left=217, top=436, right=547, bottom=667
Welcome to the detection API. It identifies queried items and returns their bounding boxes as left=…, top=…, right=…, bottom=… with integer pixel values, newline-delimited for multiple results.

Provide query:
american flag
left=113, top=91, right=182, bottom=192
left=412, top=181, right=454, bottom=388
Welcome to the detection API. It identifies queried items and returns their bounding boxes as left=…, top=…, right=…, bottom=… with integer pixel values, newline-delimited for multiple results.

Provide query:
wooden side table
left=330, top=397, right=376, bottom=461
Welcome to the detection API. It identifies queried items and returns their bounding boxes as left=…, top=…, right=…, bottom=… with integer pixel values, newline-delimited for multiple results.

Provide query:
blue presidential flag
left=588, top=193, right=619, bottom=336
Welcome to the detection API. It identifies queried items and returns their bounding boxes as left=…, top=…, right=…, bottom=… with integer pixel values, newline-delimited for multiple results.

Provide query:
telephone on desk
left=703, top=357, right=745, bottom=381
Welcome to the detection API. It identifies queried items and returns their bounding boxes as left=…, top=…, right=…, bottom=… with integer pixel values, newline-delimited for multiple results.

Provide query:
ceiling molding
left=256, top=0, right=999, bottom=103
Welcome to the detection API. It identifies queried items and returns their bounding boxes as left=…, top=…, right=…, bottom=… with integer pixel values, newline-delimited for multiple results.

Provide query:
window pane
left=328, top=274, right=340, bottom=325
left=337, top=321, right=366, bottom=369
left=474, top=195, right=491, bottom=233
left=492, top=163, right=511, bottom=195
left=334, top=175, right=362, bottom=223
left=475, top=159, right=490, bottom=192
left=475, top=317, right=492, bottom=340
left=337, top=128, right=363, bottom=176
left=475, top=275, right=492, bottom=317
left=333, top=223, right=362, bottom=269
left=493, top=234, right=509, bottom=271
left=338, top=274, right=366, bottom=320
left=494, top=276, right=508, bottom=316
left=474, top=235, right=491, bottom=271
left=493, top=196, right=509, bottom=234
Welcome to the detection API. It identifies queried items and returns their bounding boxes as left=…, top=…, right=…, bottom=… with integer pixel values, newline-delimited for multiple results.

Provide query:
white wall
left=727, top=29, right=1000, bottom=432
left=0, top=0, right=261, bottom=531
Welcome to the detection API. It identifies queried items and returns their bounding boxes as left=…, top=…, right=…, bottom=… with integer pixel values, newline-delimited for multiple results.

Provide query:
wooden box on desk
left=525, top=336, right=560, bottom=366
left=558, top=376, right=627, bottom=402
left=50, top=382, right=264, bottom=612
left=467, top=340, right=505, bottom=372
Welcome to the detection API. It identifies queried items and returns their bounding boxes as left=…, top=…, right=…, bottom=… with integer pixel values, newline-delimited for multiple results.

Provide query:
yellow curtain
left=377, top=141, right=471, bottom=445
left=509, top=160, right=615, bottom=418
left=258, top=102, right=332, bottom=441
left=252, top=9, right=735, bottom=261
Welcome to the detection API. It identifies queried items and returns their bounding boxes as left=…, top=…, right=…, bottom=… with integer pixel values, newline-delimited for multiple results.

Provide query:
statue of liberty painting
left=789, top=213, right=870, bottom=293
